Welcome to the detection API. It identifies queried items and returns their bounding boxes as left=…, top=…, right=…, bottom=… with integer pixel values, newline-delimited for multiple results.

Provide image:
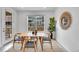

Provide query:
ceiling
left=13, top=7, right=57, bottom=11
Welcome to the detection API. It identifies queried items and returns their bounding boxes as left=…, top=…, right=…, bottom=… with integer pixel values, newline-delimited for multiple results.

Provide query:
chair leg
left=20, top=41, right=23, bottom=50
left=22, top=41, right=26, bottom=52
left=34, top=47, right=36, bottom=52
left=40, top=37, right=43, bottom=51
left=23, top=46, right=26, bottom=52
left=13, top=41, right=15, bottom=48
left=36, top=40, right=38, bottom=48
left=20, top=45, right=23, bottom=50
left=50, top=40, right=53, bottom=49
left=41, top=43, right=43, bottom=51
left=34, top=42, right=37, bottom=52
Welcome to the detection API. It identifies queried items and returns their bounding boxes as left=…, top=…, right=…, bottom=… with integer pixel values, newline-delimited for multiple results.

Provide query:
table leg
left=20, top=41, right=23, bottom=50
left=40, top=37, right=43, bottom=51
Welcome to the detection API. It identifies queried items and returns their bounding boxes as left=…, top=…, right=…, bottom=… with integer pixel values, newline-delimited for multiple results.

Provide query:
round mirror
left=60, top=12, right=72, bottom=30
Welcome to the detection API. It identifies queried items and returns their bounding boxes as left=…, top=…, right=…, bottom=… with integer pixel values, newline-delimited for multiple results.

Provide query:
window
left=28, top=15, right=44, bottom=31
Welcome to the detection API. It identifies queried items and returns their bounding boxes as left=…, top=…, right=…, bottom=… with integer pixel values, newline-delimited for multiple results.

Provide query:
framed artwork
left=60, top=12, right=72, bottom=30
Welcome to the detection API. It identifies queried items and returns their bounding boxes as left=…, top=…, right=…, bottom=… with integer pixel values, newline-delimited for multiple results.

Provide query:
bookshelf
left=5, top=11, right=12, bottom=39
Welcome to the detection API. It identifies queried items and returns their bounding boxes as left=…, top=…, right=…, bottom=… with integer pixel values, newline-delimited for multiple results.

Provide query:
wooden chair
left=13, top=33, right=24, bottom=50
left=40, top=33, right=53, bottom=51
left=23, top=36, right=37, bottom=52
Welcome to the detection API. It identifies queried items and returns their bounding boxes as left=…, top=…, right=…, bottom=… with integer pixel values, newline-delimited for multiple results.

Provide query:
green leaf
left=49, top=17, right=55, bottom=32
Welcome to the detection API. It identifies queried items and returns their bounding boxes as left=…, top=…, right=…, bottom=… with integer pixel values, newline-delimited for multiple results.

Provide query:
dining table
left=15, top=32, right=49, bottom=51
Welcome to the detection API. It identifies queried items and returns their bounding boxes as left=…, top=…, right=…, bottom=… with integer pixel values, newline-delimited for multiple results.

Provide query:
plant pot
left=50, top=32, right=53, bottom=39
left=50, top=32, right=56, bottom=40
left=52, top=31, right=56, bottom=40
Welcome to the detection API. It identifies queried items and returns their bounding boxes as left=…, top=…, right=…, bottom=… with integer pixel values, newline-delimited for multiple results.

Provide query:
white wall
left=17, top=11, right=54, bottom=32
left=55, top=7, right=79, bottom=52
left=0, top=8, right=2, bottom=47
left=11, top=8, right=18, bottom=36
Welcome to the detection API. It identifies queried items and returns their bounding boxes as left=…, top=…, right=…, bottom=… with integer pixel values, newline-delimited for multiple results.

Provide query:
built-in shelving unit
left=5, top=11, right=12, bottom=39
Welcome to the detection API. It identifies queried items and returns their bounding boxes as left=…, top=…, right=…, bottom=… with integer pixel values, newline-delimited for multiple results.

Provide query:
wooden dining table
left=17, top=32, right=48, bottom=51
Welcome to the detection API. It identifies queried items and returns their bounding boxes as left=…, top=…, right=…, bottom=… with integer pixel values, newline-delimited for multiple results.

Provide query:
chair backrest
left=43, top=32, right=51, bottom=41
left=14, top=33, right=21, bottom=41
left=30, top=36, right=37, bottom=41
left=47, top=32, right=51, bottom=39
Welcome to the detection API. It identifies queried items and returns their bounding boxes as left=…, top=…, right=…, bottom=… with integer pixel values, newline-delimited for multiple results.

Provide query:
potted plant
left=48, top=17, right=55, bottom=39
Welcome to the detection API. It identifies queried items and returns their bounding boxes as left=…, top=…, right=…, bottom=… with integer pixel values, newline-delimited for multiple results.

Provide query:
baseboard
left=0, top=40, right=13, bottom=52
left=3, top=40, right=13, bottom=47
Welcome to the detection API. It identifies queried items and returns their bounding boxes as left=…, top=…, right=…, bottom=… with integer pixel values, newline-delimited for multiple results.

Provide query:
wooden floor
left=5, top=40, right=67, bottom=52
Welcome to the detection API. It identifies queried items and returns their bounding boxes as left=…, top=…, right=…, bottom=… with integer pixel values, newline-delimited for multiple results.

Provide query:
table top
left=18, top=32, right=48, bottom=37
left=27, top=32, right=48, bottom=37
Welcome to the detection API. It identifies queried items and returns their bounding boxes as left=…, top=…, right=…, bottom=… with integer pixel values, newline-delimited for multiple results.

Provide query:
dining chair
left=13, top=33, right=24, bottom=50
left=23, top=36, right=37, bottom=52
left=40, top=32, right=53, bottom=51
